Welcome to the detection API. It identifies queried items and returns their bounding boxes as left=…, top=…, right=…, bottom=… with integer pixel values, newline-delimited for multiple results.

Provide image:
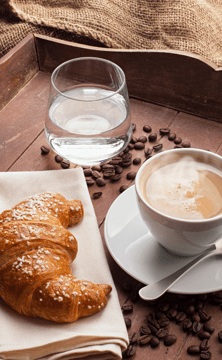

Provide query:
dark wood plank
left=0, top=34, right=39, bottom=111
left=34, top=34, right=222, bottom=123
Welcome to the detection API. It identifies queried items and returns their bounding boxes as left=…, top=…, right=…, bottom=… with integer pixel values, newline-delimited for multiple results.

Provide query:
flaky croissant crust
left=0, top=192, right=112, bottom=323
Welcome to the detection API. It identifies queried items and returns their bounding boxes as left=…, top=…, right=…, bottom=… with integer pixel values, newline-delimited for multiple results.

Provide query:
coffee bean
left=150, top=336, right=160, bottom=348
left=200, top=351, right=212, bottom=359
left=166, top=308, right=177, bottom=319
left=115, top=165, right=123, bottom=174
left=91, top=165, right=101, bottom=172
left=200, top=339, right=210, bottom=351
left=158, top=301, right=170, bottom=312
left=130, top=137, right=137, bottom=144
left=159, top=128, right=170, bottom=135
left=198, top=310, right=211, bottom=322
left=84, top=168, right=92, bottom=177
left=175, top=311, right=187, bottom=322
left=109, top=159, right=122, bottom=165
left=119, top=185, right=128, bottom=193
left=122, top=304, right=133, bottom=313
left=192, top=321, right=201, bottom=334
left=198, top=331, right=211, bottom=340
left=155, top=311, right=167, bottom=320
left=121, top=160, right=132, bottom=167
left=203, top=324, right=214, bottom=334
left=164, top=334, right=177, bottom=346
left=199, top=294, right=208, bottom=302
left=158, top=317, right=170, bottom=327
left=125, top=344, right=136, bottom=357
left=134, top=142, right=145, bottom=150
left=143, top=125, right=152, bottom=133
left=96, top=178, right=106, bottom=187
left=183, top=318, right=193, bottom=331
left=168, top=133, right=176, bottom=141
left=86, top=179, right=94, bottom=186
left=218, top=330, right=222, bottom=342
left=182, top=141, right=191, bottom=148
left=156, top=328, right=169, bottom=339
left=174, top=145, right=183, bottom=149
left=61, top=159, right=70, bottom=169
left=102, top=164, right=115, bottom=170
left=186, top=304, right=195, bottom=315
left=191, top=313, right=201, bottom=322
left=148, top=133, right=157, bottom=142
left=124, top=318, right=131, bottom=329
left=92, top=191, right=102, bottom=199
left=196, top=301, right=204, bottom=310
left=128, top=143, right=134, bottom=150
left=124, top=146, right=130, bottom=153
left=187, top=345, right=200, bottom=355
left=133, top=157, right=141, bottom=165
left=212, top=292, right=222, bottom=304
left=174, top=137, right=182, bottom=144
left=132, top=123, right=136, bottom=132
left=103, top=170, right=115, bottom=178
left=153, top=143, right=163, bottom=152
left=138, top=136, right=147, bottom=143
left=148, top=319, right=160, bottom=330
left=138, top=334, right=152, bottom=345
left=140, top=326, right=151, bottom=335
left=170, top=302, right=179, bottom=310
left=129, top=332, right=138, bottom=344
left=110, top=174, right=122, bottom=182
left=40, top=145, right=50, bottom=155
left=146, top=312, right=155, bottom=322
left=91, top=170, right=101, bottom=179
left=55, top=155, right=63, bottom=163
left=121, top=152, right=132, bottom=160
left=127, top=172, right=136, bottom=180
left=144, top=147, right=152, bottom=157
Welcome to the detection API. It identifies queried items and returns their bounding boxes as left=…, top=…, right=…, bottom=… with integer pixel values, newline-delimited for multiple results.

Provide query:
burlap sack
left=1, top=1, right=222, bottom=65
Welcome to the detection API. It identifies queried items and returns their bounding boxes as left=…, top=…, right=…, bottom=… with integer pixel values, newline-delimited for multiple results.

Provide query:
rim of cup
left=135, top=148, right=222, bottom=224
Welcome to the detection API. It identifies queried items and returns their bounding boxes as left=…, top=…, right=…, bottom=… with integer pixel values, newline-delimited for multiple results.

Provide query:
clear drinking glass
left=45, top=57, right=132, bottom=166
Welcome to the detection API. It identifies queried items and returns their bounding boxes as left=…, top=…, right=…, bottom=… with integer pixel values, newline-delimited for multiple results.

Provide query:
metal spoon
left=139, top=238, right=222, bottom=301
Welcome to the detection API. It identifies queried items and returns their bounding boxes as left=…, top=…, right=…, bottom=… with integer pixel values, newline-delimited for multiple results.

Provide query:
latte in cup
left=139, top=155, right=222, bottom=220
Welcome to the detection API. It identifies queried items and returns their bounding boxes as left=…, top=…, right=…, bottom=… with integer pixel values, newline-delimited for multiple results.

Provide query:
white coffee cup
left=135, top=148, right=222, bottom=256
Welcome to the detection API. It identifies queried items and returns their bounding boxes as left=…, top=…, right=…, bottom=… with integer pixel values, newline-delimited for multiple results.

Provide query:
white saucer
left=104, top=185, right=222, bottom=295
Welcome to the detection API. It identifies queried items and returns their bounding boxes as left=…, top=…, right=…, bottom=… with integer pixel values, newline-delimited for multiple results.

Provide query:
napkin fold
left=0, top=168, right=128, bottom=360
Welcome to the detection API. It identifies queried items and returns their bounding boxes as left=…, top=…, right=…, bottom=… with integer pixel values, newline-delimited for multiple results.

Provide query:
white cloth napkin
left=0, top=168, right=129, bottom=360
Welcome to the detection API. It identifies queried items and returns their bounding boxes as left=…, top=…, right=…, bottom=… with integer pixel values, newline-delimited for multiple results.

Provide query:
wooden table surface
left=1, top=34, right=222, bottom=360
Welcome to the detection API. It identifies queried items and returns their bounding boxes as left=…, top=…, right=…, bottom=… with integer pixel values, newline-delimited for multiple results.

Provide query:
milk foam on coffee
left=142, top=156, right=222, bottom=220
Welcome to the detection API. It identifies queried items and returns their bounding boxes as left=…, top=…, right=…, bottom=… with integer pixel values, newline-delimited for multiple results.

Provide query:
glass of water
left=45, top=57, right=132, bottom=166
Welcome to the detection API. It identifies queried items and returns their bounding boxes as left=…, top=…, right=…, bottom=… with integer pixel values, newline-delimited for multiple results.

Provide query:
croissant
left=0, top=192, right=112, bottom=323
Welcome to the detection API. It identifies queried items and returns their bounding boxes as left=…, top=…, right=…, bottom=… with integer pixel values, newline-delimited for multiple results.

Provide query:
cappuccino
left=140, top=156, right=222, bottom=220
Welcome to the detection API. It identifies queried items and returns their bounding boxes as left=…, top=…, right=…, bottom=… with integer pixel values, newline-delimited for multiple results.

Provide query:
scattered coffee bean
left=96, top=178, right=106, bottom=187
left=129, top=332, right=138, bottom=344
left=91, top=164, right=101, bottom=171
left=125, top=344, right=136, bottom=357
left=183, top=318, right=193, bottom=331
left=200, top=339, right=210, bottom=351
left=174, top=145, right=183, bottom=149
left=153, top=143, right=163, bottom=152
left=92, top=192, right=102, bottom=199
left=103, top=170, right=115, bottom=178
left=164, top=334, right=177, bottom=346
left=110, top=174, right=122, bottom=182
left=218, top=330, right=222, bottom=343
left=187, top=345, right=200, bottom=355
left=125, top=318, right=131, bottom=329
left=55, top=155, right=63, bottom=163
left=138, top=334, right=152, bottom=345
left=119, top=185, right=128, bottom=193
left=144, top=147, right=152, bottom=157
left=148, top=319, right=160, bottom=330
left=150, top=336, right=160, bottom=348
left=155, top=311, right=167, bottom=320
left=102, top=164, right=115, bottom=170
left=182, top=141, right=191, bottom=148
left=130, top=137, right=138, bottom=144
left=203, top=324, right=215, bottom=334
left=192, top=321, right=201, bottom=334
left=115, top=165, right=123, bottom=174
left=91, top=170, right=101, bottom=179
left=148, top=133, right=157, bottom=142
left=128, top=143, right=134, bottom=150
left=166, top=308, right=177, bottom=319
left=127, top=172, right=136, bottom=180
left=174, top=137, right=182, bottom=144
left=158, top=301, right=170, bottom=312
left=191, top=313, right=201, bottom=322
left=198, top=331, right=211, bottom=340
left=168, top=133, right=176, bottom=141
left=186, top=304, right=195, bottom=315
left=121, top=160, right=132, bottom=167
left=86, top=179, right=95, bottom=186
left=138, top=136, right=147, bottom=143
left=121, top=152, right=132, bottom=160
left=124, top=146, right=130, bottom=153
left=200, top=350, right=212, bottom=359
left=156, top=328, right=169, bottom=339
left=132, top=123, right=136, bottom=132
left=159, top=128, right=170, bottom=135
left=140, top=326, right=151, bottom=335
left=175, top=311, right=187, bottom=322
left=143, top=125, right=152, bottom=133
left=146, top=312, right=155, bottom=322
left=84, top=168, right=92, bottom=177
left=198, top=310, right=211, bottom=322
left=61, top=159, right=70, bottom=169
left=133, top=157, right=141, bottom=165
left=158, top=317, right=170, bottom=327
left=40, top=145, right=50, bottom=155
left=134, top=142, right=145, bottom=150
left=122, top=304, right=134, bottom=313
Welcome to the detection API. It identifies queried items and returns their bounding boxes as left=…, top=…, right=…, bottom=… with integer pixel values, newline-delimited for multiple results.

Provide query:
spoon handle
left=139, top=247, right=216, bottom=301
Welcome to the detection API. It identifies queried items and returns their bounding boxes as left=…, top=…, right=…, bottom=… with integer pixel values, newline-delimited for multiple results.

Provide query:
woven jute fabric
left=1, top=0, right=222, bottom=67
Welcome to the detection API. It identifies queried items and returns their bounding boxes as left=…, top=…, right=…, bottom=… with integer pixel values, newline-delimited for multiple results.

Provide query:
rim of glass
left=135, top=148, right=222, bottom=223
left=51, top=57, right=126, bottom=102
